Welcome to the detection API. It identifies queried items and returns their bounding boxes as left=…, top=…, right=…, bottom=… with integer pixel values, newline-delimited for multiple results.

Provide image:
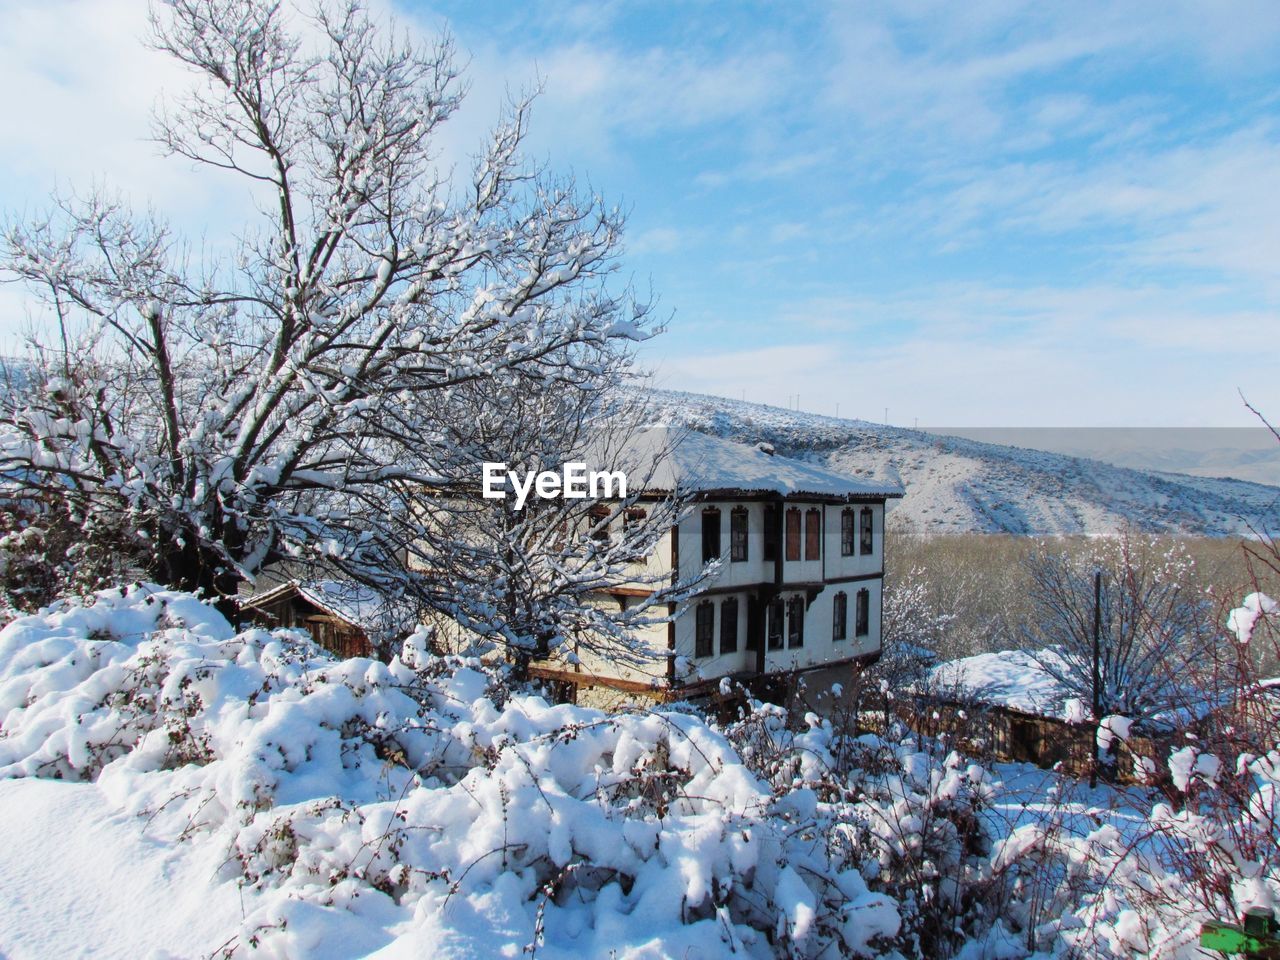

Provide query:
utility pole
left=884, top=406, right=888, bottom=425
left=1091, top=568, right=1102, bottom=789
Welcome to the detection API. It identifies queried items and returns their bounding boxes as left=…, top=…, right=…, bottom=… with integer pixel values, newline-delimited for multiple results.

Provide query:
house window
left=833, top=591, right=847, bottom=641
left=860, top=507, right=873, bottom=555
left=623, top=507, right=646, bottom=534
left=730, top=507, right=749, bottom=562
left=785, top=508, right=801, bottom=561
left=702, top=508, right=721, bottom=564
left=787, top=595, right=804, bottom=648
left=720, top=596, right=739, bottom=654
left=763, top=504, right=779, bottom=561
left=804, top=508, right=821, bottom=561
left=855, top=588, right=870, bottom=637
left=589, top=505, right=611, bottom=544
left=841, top=508, right=856, bottom=556
left=767, top=597, right=784, bottom=650
left=695, top=601, right=715, bottom=658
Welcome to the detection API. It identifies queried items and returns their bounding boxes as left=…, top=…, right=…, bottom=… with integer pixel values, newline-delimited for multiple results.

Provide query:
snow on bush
left=4, top=585, right=1279, bottom=958
left=0, top=586, right=901, bottom=957
left=1227, top=592, right=1277, bottom=645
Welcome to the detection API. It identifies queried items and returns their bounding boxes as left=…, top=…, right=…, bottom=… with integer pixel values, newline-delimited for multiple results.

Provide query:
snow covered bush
left=0, top=493, right=135, bottom=616
left=0, top=586, right=904, bottom=957
left=726, top=702, right=1005, bottom=959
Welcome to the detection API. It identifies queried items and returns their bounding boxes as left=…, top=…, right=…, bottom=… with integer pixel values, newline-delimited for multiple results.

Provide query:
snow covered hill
left=645, top=389, right=1280, bottom=537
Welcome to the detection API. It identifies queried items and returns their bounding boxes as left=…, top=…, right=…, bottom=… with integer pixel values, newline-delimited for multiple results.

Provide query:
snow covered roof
left=620, top=426, right=903, bottom=500
left=925, top=649, right=1073, bottom=718
left=923, top=649, right=1254, bottom=731
left=245, top=579, right=412, bottom=637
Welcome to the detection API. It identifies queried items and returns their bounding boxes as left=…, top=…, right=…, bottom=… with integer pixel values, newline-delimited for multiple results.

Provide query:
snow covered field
left=0, top=586, right=1276, bottom=958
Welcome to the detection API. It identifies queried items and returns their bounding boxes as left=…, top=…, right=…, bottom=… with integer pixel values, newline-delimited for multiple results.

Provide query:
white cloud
left=648, top=278, right=1280, bottom=426
left=0, top=0, right=253, bottom=217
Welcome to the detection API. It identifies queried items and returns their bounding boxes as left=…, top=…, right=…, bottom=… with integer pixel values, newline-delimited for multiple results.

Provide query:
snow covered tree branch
left=0, top=0, right=660, bottom=650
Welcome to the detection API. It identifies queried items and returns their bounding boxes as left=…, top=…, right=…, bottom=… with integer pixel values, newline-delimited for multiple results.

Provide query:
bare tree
left=1019, top=530, right=1217, bottom=723
left=0, top=1, right=654, bottom=626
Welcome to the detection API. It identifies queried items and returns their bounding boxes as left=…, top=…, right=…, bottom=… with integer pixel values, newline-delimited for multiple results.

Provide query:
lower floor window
left=767, top=598, right=784, bottom=650
left=832, top=591, right=847, bottom=641
left=720, top=597, right=739, bottom=654
left=787, top=596, right=804, bottom=648
left=695, top=602, right=714, bottom=657
left=855, top=588, right=870, bottom=637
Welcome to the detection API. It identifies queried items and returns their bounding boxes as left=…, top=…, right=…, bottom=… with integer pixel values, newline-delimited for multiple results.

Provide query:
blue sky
left=2, top=1, right=1279, bottom=425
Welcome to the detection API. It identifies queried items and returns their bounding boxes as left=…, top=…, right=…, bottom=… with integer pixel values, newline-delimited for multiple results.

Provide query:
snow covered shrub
left=727, top=700, right=1004, bottom=959
left=0, top=586, right=907, bottom=957
left=835, top=740, right=999, bottom=958
left=980, top=589, right=1280, bottom=959
left=0, top=495, right=135, bottom=616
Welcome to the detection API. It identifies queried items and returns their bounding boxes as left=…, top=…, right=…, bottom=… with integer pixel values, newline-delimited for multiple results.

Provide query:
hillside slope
left=645, top=389, right=1280, bottom=537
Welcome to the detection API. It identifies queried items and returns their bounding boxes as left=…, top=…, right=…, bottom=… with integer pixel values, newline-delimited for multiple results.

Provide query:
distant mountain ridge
left=645, top=389, right=1280, bottom=537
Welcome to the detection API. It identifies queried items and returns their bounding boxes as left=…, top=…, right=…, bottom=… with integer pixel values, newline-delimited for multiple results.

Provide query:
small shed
left=241, top=580, right=399, bottom=658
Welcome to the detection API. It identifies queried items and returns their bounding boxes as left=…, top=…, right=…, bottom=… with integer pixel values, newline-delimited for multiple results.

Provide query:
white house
left=530, top=427, right=903, bottom=703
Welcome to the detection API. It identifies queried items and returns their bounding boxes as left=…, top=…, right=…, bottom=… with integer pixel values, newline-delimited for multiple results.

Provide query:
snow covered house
left=243, top=579, right=413, bottom=659
left=531, top=427, right=903, bottom=704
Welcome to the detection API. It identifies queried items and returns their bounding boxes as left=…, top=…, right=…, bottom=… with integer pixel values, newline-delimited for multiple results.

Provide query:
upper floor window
left=702, top=507, right=721, bottom=564
left=841, top=508, right=856, bottom=556
left=623, top=507, right=646, bottom=535
left=767, top=597, right=784, bottom=650
left=804, top=508, right=821, bottom=561
left=860, top=507, right=874, bottom=555
left=833, top=591, right=847, bottom=641
left=730, top=507, right=749, bottom=562
left=763, top=503, right=779, bottom=562
left=787, top=595, right=804, bottom=648
left=785, top=508, right=801, bottom=562
left=855, top=588, right=870, bottom=637
left=720, top=596, right=739, bottom=654
left=695, top=601, right=715, bottom=657
left=589, top=505, right=611, bottom=544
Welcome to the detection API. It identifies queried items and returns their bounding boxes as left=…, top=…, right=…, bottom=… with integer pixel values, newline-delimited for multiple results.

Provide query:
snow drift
left=0, top=585, right=897, bottom=958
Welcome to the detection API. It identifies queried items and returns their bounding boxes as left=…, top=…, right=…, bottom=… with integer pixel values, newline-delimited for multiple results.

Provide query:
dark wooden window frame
left=720, top=596, right=739, bottom=654
left=767, top=597, right=784, bottom=650
left=702, top=507, right=722, bottom=564
left=787, top=595, right=804, bottom=648
left=785, top=507, right=801, bottom=562
left=855, top=588, right=870, bottom=637
left=841, top=508, right=856, bottom=557
left=833, top=590, right=847, bottom=641
left=763, top=503, right=779, bottom=562
left=695, top=601, right=715, bottom=657
left=589, top=504, right=611, bottom=544
left=730, top=507, right=749, bottom=562
left=859, top=507, right=873, bottom=556
left=804, top=508, right=821, bottom=561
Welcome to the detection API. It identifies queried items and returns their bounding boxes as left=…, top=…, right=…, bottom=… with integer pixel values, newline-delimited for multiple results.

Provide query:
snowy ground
left=0, top=778, right=246, bottom=959
left=0, top=586, right=1274, bottom=958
